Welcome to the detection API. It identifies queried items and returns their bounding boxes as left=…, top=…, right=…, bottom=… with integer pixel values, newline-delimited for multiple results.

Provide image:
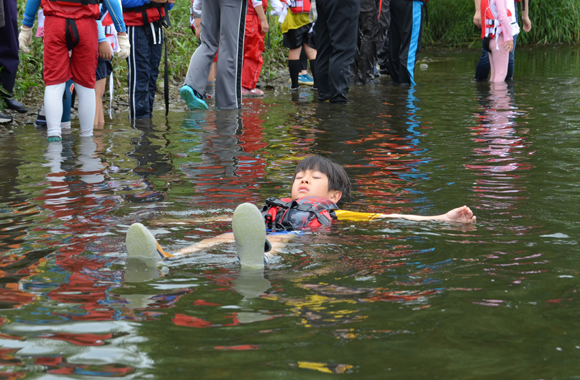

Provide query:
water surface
left=1, top=46, right=580, bottom=379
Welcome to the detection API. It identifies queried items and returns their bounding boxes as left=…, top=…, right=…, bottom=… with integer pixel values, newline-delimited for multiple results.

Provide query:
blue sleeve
left=102, top=0, right=127, bottom=33
left=22, top=0, right=41, bottom=28
left=96, top=20, right=106, bottom=43
left=122, top=0, right=150, bottom=9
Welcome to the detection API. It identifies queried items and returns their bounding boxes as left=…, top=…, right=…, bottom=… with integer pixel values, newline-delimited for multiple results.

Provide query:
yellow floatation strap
left=334, top=210, right=384, bottom=221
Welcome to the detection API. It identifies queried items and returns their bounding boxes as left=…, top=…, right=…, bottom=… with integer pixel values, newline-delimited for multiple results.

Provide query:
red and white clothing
left=481, top=0, right=518, bottom=82
left=242, top=0, right=267, bottom=90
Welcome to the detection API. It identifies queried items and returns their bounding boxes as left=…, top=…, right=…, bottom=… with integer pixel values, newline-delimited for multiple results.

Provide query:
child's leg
left=94, top=78, right=106, bottom=125
left=242, top=13, right=263, bottom=90
left=60, top=79, right=73, bottom=130
left=288, top=47, right=303, bottom=89
left=68, top=17, right=98, bottom=134
left=303, top=43, right=317, bottom=87
left=126, top=223, right=173, bottom=260
left=74, top=83, right=96, bottom=137
left=213, top=0, right=248, bottom=109
left=43, top=16, right=73, bottom=141
left=489, top=35, right=509, bottom=83
left=44, top=83, right=66, bottom=140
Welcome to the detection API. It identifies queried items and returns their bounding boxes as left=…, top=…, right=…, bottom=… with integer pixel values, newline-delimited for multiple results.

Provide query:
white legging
left=45, top=82, right=95, bottom=138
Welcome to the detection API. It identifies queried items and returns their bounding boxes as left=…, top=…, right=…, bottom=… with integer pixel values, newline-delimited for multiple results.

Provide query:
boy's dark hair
left=293, top=155, right=352, bottom=206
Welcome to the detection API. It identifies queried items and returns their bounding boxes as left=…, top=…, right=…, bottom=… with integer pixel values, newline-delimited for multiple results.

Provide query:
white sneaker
left=232, top=203, right=267, bottom=268
left=126, top=223, right=173, bottom=260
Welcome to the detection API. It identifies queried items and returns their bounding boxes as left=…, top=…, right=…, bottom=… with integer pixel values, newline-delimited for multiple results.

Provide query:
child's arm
left=104, top=0, right=131, bottom=59
left=19, top=0, right=41, bottom=53
left=473, top=0, right=481, bottom=29
left=97, top=20, right=112, bottom=60
left=22, top=0, right=41, bottom=29
left=103, top=0, right=127, bottom=33
left=336, top=206, right=476, bottom=224
left=253, top=2, right=269, bottom=34
left=520, top=0, right=531, bottom=32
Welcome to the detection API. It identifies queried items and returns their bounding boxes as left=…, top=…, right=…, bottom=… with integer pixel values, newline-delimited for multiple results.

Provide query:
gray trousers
left=184, top=0, right=247, bottom=109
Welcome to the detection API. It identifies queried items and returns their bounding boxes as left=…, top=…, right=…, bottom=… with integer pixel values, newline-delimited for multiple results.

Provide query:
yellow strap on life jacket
left=334, top=210, right=384, bottom=221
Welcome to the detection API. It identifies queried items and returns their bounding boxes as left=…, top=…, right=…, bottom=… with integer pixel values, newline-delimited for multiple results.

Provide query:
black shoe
left=36, top=110, right=47, bottom=127
left=0, top=112, right=13, bottom=124
left=4, top=99, right=27, bottom=113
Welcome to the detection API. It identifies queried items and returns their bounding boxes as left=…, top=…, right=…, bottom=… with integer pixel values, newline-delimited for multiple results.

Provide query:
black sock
left=309, top=59, right=317, bottom=88
left=289, top=60, right=301, bottom=89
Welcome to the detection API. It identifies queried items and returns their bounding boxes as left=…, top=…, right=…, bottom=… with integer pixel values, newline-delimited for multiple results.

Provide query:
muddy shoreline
left=1, top=70, right=292, bottom=129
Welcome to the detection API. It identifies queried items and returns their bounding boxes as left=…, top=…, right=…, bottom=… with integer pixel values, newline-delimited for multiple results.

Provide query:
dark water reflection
left=0, top=46, right=580, bottom=378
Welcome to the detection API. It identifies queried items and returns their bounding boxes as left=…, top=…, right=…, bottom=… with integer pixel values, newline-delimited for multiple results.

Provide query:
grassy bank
left=8, top=0, right=580, bottom=107
left=423, top=0, right=580, bottom=47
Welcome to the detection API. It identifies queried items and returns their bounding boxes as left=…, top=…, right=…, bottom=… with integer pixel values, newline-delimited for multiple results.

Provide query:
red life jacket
left=41, top=0, right=100, bottom=20
left=261, top=196, right=338, bottom=231
left=281, top=0, right=311, bottom=14
left=122, top=2, right=167, bottom=27
left=481, top=0, right=519, bottom=40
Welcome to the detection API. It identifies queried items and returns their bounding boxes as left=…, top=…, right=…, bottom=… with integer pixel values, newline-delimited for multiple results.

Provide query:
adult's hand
left=522, top=15, right=532, bottom=32
left=18, top=26, right=33, bottom=53
left=473, top=12, right=481, bottom=29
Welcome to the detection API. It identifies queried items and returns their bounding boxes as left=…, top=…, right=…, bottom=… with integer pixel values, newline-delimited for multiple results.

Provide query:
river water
left=1, top=46, right=580, bottom=378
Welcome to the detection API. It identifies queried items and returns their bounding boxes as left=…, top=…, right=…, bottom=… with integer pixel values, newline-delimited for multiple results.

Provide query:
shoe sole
left=180, top=87, right=208, bottom=110
left=126, top=223, right=172, bottom=260
left=232, top=203, right=266, bottom=268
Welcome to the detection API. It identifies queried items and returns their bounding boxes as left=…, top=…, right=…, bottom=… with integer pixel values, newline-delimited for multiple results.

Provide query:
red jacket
left=248, top=0, right=268, bottom=16
left=123, top=3, right=166, bottom=26
left=41, top=0, right=100, bottom=20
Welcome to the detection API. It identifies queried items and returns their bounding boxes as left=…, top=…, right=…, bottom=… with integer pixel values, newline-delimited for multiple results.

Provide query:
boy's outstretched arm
left=335, top=206, right=476, bottom=224
left=375, top=206, right=476, bottom=224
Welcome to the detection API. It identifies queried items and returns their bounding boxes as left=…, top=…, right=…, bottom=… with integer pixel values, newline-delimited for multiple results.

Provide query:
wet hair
left=293, top=155, right=352, bottom=206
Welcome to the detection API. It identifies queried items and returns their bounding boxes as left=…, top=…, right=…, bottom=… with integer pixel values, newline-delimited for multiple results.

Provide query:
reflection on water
left=0, top=47, right=580, bottom=378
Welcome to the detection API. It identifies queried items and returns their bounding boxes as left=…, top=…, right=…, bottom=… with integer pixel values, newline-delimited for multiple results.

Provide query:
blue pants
left=0, top=0, right=19, bottom=96
left=127, top=23, right=163, bottom=119
left=388, top=0, right=424, bottom=85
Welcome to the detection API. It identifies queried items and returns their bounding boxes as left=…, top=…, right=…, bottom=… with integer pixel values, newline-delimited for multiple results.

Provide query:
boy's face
left=291, top=169, right=342, bottom=204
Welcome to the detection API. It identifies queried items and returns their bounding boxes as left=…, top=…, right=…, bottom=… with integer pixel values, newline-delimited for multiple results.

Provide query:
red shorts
left=43, top=16, right=98, bottom=88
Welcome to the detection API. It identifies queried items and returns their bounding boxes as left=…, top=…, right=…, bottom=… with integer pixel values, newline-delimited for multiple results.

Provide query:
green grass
left=423, top=0, right=580, bottom=47
left=12, top=1, right=580, bottom=102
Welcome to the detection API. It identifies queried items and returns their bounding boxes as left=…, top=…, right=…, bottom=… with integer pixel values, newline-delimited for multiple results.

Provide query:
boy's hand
left=117, top=33, right=131, bottom=60
left=441, top=206, right=476, bottom=224
left=522, top=15, right=532, bottom=32
left=99, top=41, right=112, bottom=60
left=260, top=19, right=269, bottom=34
left=504, top=40, right=513, bottom=52
left=18, top=26, right=32, bottom=53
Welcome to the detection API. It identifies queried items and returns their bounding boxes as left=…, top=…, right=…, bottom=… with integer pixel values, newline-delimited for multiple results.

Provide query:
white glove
left=116, top=34, right=130, bottom=60
left=18, top=26, right=33, bottom=54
